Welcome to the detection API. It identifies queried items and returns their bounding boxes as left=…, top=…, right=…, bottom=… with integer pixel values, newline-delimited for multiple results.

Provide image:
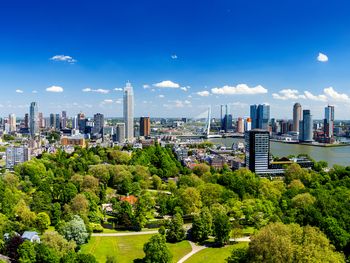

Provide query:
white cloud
left=303, top=91, right=327, bottom=102
left=114, top=88, right=123, bottom=91
left=317, top=52, right=328, bottom=62
left=163, top=99, right=192, bottom=109
left=153, top=80, right=180, bottom=89
left=15, top=89, right=24, bottom=93
left=272, top=89, right=305, bottom=100
left=323, top=87, right=350, bottom=102
left=82, top=88, right=109, bottom=94
left=158, top=94, right=165, bottom=98
left=171, top=54, right=178, bottom=59
left=103, top=99, right=114, bottom=104
left=46, top=86, right=64, bottom=93
left=50, top=55, right=77, bottom=63
left=143, top=84, right=150, bottom=89
left=197, top=91, right=210, bottom=97
left=181, top=87, right=188, bottom=92
left=32, top=90, right=38, bottom=94
left=211, top=84, right=268, bottom=95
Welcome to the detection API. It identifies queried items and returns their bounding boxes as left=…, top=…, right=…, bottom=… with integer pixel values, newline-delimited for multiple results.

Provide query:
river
left=209, top=138, right=350, bottom=167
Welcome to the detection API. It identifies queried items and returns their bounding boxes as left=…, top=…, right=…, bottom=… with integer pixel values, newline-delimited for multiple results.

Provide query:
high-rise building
left=245, top=117, right=252, bottom=132
left=55, top=114, right=61, bottom=130
left=77, top=112, right=87, bottom=133
left=29, top=102, right=39, bottom=137
left=123, top=82, right=134, bottom=141
left=250, top=104, right=270, bottom=130
left=220, top=105, right=233, bottom=132
left=115, top=123, right=126, bottom=143
left=140, top=117, right=151, bottom=137
left=237, top=117, right=244, bottom=133
left=6, top=146, right=30, bottom=169
left=93, top=113, right=104, bottom=135
left=24, top=113, right=29, bottom=128
left=72, top=116, right=78, bottom=130
left=245, top=129, right=270, bottom=175
left=61, top=111, right=67, bottom=129
left=324, top=105, right=335, bottom=139
left=299, top=110, right=313, bottom=142
left=293, top=103, right=302, bottom=132
left=49, top=114, right=55, bottom=129
left=8, top=114, right=16, bottom=132
left=38, top=112, right=45, bottom=128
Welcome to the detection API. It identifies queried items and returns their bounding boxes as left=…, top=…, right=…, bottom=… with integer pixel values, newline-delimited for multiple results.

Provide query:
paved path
left=92, top=230, right=158, bottom=237
left=177, top=241, right=206, bottom=263
left=230, top=236, right=251, bottom=242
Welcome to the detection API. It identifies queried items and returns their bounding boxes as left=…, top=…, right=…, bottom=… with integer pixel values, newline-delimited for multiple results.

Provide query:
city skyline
left=1, top=1, right=350, bottom=118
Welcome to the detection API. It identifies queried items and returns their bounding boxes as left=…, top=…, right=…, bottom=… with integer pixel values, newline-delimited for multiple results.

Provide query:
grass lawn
left=184, top=242, right=249, bottom=263
left=80, top=234, right=192, bottom=263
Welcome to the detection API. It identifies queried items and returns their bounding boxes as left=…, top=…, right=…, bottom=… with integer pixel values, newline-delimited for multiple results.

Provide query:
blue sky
left=1, top=0, right=350, bottom=119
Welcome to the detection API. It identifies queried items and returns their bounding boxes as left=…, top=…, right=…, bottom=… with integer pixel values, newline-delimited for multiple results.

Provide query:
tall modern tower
left=293, top=103, right=302, bottom=132
left=29, top=102, right=39, bottom=138
left=245, top=129, right=270, bottom=175
left=123, top=82, right=134, bottom=141
left=250, top=104, right=270, bottom=130
left=250, top=105, right=258, bottom=129
left=140, top=117, right=151, bottom=137
left=299, top=109, right=313, bottom=142
left=324, top=105, right=335, bottom=139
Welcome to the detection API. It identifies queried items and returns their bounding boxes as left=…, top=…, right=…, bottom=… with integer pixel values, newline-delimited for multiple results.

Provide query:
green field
left=184, top=242, right=249, bottom=263
left=80, top=234, right=192, bottom=263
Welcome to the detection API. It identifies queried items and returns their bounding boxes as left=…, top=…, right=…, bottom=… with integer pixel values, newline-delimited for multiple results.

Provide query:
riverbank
left=271, top=139, right=350, bottom=148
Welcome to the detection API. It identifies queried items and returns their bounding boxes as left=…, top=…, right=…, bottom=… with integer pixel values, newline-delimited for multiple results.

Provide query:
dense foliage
left=1, top=144, right=350, bottom=262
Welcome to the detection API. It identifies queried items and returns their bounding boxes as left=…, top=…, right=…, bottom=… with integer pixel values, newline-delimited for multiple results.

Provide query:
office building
left=324, top=105, right=335, bottom=139
left=93, top=113, right=104, bottom=136
left=115, top=123, right=126, bottom=143
left=299, top=110, right=313, bottom=142
left=77, top=112, right=87, bottom=133
left=220, top=105, right=233, bottom=132
left=61, top=111, right=67, bottom=129
left=245, top=129, right=270, bottom=174
left=24, top=114, right=29, bottom=128
left=55, top=114, right=60, bottom=130
left=6, top=146, right=30, bottom=169
left=140, top=117, right=151, bottom=137
left=237, top=117, right=244, bottom=133
left=293, top=103, right=302, bottom=132
left=38, top=112, right=45, bottom=128
left=29, top=102, right=39, bottom=137
left=245, top=117, right=252, bottom=132
left=123, top=82, right=134, bottom=141
left=8, top=114, right=16, bottom=132
left=72, top=116, right=78, bottom=130
left=250, top=104, right=270, bottom=130
left=61, top=135, right=86, bottom=148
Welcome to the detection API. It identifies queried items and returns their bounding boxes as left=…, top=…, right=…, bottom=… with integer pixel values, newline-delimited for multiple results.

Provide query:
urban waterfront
left=209, top=137, right=350, bottom=167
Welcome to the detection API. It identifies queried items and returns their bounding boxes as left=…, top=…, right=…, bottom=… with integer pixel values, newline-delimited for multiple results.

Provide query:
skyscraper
left=77, top=112, right=87, bottom=133
left=24, top=113, right=29, bottom=129
left=93, top=113, right=104, bottom=136
left=245, top=129, right=270, bottom=175
left=38, top=112, right=45, bottom=128
left=55, top=114, right=61, bottom=130
left=299, top=109, right=313, bottom=142
left=123, top=82, right=134, bottom=141
left=140, top=117, right=151, bottom=137
left=293, top=103, right=302, bottom=132
left=61, top=111, right=67, bottom=129
left=324, top=105, right=335, bottom=139
left=245, top=117, right=252, bottom=131
left=29, top=102, right=39, bottom=137
left=8, top=114, right=16, bottom=132
left=250, top=104, right=270, bottom=130
left=116, top=123, right=126, bottom=143
left=237, top=117, right=244, bottom=133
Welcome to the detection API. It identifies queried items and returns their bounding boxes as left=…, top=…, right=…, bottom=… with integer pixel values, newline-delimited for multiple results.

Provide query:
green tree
left=226, top=247, right=248, bottom=263
left=143, top=234, right=172, bottom=263
left=58, top=215, right=89, bottom=246
left=166, top=213, right=186, bottom=243
left=248, top=222, right=345, bottom=263
left=36, top=212, right=51, bottom=233
left=34, top=243, right=60, bottom=263
left=213, top=211, right=231, bottom=246
left=18, top=241, right=36, bottom=263
left=191, top=207, right=212, bottom=242
left=41, top=231, right=76, bottom=257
